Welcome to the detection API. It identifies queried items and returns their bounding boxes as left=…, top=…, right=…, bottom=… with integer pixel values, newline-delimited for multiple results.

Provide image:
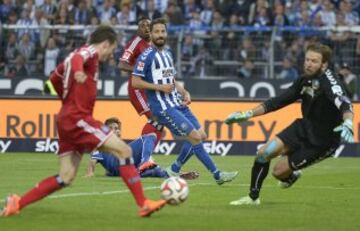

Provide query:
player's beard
left=304, top=66, right=323, bottom=79
left=153, top=37, right=166, bottom=48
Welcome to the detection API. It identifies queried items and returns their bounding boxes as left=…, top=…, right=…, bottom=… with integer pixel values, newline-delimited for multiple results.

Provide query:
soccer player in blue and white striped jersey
left=132, top=18, right=238, bottom=185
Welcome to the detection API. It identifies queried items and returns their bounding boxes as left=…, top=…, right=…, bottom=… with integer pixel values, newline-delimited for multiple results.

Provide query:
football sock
left=141, top=120, right=163, bottom=145
left=280, top=172, right=300, bottom=185
left=171, top=141, right=193, bottom=173
left=19, top=175, right=65, bottom=209
left=118, top=158, right=146, bottom=207
left=249, top=161, right=270, bottom=200
left=140, top=166, right=168, bottom=178
left=192, top=143, right=220, bottom=179
left=140, top=134, right=157, bottom=164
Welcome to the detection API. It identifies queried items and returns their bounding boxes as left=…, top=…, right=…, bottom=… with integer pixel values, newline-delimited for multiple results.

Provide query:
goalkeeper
left=225, top=44, right=354, bottom=205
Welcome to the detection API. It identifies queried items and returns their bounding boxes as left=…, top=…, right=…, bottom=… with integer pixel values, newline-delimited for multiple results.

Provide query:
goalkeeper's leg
left=230, top=137, right=288, bottom=205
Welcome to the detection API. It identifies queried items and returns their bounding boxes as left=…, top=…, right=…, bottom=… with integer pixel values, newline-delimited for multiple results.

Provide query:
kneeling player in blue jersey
left=85, top=117, right=199, bottom=179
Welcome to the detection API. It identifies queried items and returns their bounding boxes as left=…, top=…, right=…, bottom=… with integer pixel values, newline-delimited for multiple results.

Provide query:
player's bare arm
left=132, top=75, right=174, bottom=93
left=175, top=81, right=191, bottom=105
left=85, top=159, right=97, bottom=177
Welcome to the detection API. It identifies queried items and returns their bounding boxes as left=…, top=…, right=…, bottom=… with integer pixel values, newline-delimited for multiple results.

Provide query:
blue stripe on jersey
left=159, top=53, right=168, bottom=68
left=167, top=78, right=176, bottom=103
left=157, top=78, right=167, bottom=107
left=164, top=54, right=172, bottom=67
left=154, top=56, right=160, bottom=69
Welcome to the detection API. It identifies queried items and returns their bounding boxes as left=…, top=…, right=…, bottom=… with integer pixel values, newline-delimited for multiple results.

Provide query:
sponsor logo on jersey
left=180, top=122, right=188, bottom=131
left=137, top=61, right=145, bottom=71
left=162, top=69, right=174, bottom=78
left=325, top=69, right=344, bottom=96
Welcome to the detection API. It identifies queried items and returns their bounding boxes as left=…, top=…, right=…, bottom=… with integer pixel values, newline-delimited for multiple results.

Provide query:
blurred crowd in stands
left=0, top=0, right=359, bottom=98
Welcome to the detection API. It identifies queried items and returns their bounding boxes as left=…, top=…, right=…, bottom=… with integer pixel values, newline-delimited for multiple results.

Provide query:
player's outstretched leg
left=231, top=138, right=288, bottom=205
left=138, top=134, right=158, bottom=172
left=230, top=139, right=286, bottom=205
left=1, top=175, right=66, bottom=217
left=1, top=153, right=80, bottom=217
left=229, top=158, right=269, bottom=206
left=118, top=159, right=166, bottom=217
left=167, top=140, right=194, bottom=175
left=188, top=131, right=238, bottom=185
left=139, top=121, right=163, bottom=172
left=101, top=134, right=166, bottom=217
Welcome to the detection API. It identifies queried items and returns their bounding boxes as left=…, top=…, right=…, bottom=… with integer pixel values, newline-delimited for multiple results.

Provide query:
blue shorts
left=155, top=106, right=201, bottom=137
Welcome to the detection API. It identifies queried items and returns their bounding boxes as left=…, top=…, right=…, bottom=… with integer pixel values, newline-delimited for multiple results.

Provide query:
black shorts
left=277, top=119, right=339, bottom=170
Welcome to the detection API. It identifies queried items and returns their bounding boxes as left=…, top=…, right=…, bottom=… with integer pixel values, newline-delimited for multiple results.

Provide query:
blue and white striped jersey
left=132, top=46, right=182, bottom=112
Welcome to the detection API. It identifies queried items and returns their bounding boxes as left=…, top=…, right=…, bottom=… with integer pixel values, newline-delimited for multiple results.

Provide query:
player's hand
left=225, top=111, right=253, bottom=124
left=333, top=119, right=354, bottom=143
left=159, top=84, right=174, bottom=93
left=74, top=71, right=87, bottom=83
left=84, top=171, right=95, bottom=178
left=181, top=91, right=191, bottom=105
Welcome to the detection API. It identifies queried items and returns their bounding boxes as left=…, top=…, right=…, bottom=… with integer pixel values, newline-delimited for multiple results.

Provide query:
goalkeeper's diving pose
left=225, top=44, right=354, bottom=205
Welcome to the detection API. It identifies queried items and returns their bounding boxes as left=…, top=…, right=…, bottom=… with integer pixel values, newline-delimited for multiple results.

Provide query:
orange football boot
left=138, top=199, right=166, bottom=217
left=1, top=194, right=21, bottom=217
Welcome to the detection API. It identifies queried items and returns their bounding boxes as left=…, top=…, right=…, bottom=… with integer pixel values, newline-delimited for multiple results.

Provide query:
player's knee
left=272, top=165, right=281, bottom=179
left=255, top=148, right=269, bottom=163
left=59, top=171, right=77, bottom=185
left=256, top=140, right=279, bottom=163
left=272, top=161, right=289, bottom=179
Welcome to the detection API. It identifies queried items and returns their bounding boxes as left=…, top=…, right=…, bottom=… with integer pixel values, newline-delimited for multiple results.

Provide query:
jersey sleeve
left=322, top=69, right=353, bottom=114
left=91, top=151, right=104, bottom=162
left=263, top=77, right=302, bottom=113
left=132, top=50, right=152, bottom=79
left=119, top=49, right=135, bottom=65
left=120, top=37, right=141, bottom=65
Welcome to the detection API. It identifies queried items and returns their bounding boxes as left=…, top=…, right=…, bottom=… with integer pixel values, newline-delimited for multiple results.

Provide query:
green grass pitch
left=0, top=153, right=360, bottom=231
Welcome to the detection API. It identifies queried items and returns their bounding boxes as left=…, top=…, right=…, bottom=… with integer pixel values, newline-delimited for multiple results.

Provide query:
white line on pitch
left=1, top=182, right=360, bottom=203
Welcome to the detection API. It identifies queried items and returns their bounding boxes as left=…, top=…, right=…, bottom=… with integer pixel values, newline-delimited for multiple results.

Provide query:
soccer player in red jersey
left=1, top=25, right=166, bottom=218
left=119, top=16, right=164, bottom=171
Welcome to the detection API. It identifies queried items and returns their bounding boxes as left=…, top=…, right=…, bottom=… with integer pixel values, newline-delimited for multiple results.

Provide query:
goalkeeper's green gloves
left=333, top=119, right=354, bottom=143
left=225, top=111, right=253, bottom=124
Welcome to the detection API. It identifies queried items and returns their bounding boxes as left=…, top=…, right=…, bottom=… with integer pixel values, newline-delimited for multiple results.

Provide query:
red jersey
left=120, top=35, right=150, bottom=67
left=55, top=45, right=99, bottom=118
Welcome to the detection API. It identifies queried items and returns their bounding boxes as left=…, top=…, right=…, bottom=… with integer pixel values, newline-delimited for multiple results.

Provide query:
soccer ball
left=160, top=177, right=189, bottom=205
